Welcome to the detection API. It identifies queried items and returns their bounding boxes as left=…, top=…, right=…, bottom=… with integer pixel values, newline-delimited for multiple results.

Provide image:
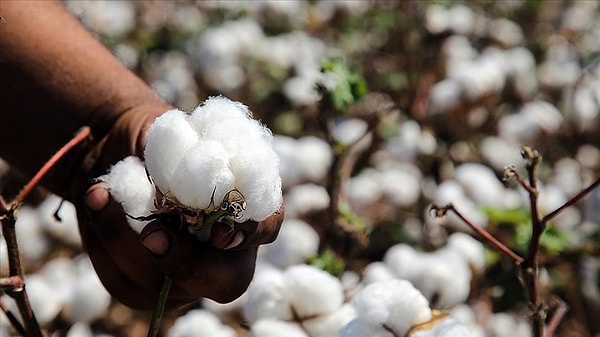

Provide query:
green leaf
left=319, top=58, right=368, bottom=113
left=307, top=249, right=346, bottom=277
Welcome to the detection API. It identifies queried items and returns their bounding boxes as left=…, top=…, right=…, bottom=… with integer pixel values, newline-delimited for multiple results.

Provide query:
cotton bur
left=101, top=96, right=282, bottom=235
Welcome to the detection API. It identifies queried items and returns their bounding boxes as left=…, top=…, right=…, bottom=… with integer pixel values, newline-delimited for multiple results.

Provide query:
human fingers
left=210, top=206, right=284, bottom=250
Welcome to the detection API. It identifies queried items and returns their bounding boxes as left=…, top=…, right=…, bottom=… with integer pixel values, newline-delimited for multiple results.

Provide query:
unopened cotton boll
left=259, top=219, right=320, bottom=269
left=101, top=156, right=155, bottom=232
left=243, top=267, right=293, bottom=324
left=351, top=279, right=432, bottom=336
left=249, top=319, right=308, bottom=337
left=284, top=264, right=344, bottom=318
left=168, top=309, right=236, bottom=337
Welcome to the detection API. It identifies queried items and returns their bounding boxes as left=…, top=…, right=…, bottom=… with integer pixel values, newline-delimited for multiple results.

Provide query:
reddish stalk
left=544, top=302, right=568, bottom=337
left=0, top=126, right=92, bottom=337
left=430, top=204, right=524, bottom=264
left=0, top=298, right=27, bottom=336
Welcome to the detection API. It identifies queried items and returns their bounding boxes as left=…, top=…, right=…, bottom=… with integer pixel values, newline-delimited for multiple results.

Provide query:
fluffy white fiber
left=100, top=156, right=155, bottom=232
left=410, top=316, right=473, bottom=337
left=144, top=96, right=282, bottom=223
left=168, top=309, right=236, bottom=337
left=243, top=267, right=293, bottom=324
left=248, top=319, right=308, bottom=337
left=284, top=264, right=345, bottom=318
left=350, top=279, right=432, bottom=336
left=259, top=219, right=320, bottom=269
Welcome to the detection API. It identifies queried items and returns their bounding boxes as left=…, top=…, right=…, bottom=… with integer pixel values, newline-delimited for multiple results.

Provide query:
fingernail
left=224, top=231, right=245, bottom=250
left=85, top=185, right=110, bottom=212
left=142, top=229, right=170, bottom=256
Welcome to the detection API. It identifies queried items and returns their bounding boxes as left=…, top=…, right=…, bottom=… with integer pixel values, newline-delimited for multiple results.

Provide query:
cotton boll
left=37, top=257, right=77, bottom=302
left=415, top=249, right=472, bottom=308
left=284, top=265, right=344, bottom=318
left=428, top=79, right=463, bottom=115
left=0, top=237, right=8, bottom=276
left=382, top=244, right=422, bottom=280
left=24, top=275, right=63, bottom=325
left=446, top=233, right=485, bottom=271
left=378, top=165, right=421, bottom=207
left=480, top=136, right=522, bottom=171
left=487, top=18, right=524, bottom=47
left=302, top=304, right=357, bottom=337
left=297, top=136, right=333, bottom=183
left=333, top=118, right=371, bottom=150
left=351, top=279, right=432, bottom=336
left=188, top=96, right=251, bottom=134
left=274, top=135, right=305, bottom=186
left=448, top=56, right=506, bottom=101
left=425, top=4, right=449, bottom=34
left=15, top=206, right=49, bottom=262
left=410, top=316, right=473, bottom=337
left=63, top=269, right=111, bottom=323
left=66, top=322, right=94, bottom=337
left=37, top=194, right=81, bottom=246
left=259, top=219, right=320, bottom=269
left=284, top=184, right=330, bottom=218
left=486, top=312, right=530, bottom=337
left=101, top=156, right=156, bottom=233
left=336, top=318, right=394, bottom=337
left=362, top=262, right=396, bottom=284
left=168, top=309, right=236, bottom=337
left=144, top=109, right=199, bottom=195
left=434, top=180, right=489, bottom=228
left=347, top=168, right=383, bottom=209
left=169, top=141, right=235, bottom=210
left=454, top=163, right=504, bottom=207
left=243, top=267, right=293, bottom=324
left=249, top=319, right=308, bottom=337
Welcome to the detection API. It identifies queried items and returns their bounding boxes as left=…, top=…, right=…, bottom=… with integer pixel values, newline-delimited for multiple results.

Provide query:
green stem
left=146, top=277, right=172, bottom=337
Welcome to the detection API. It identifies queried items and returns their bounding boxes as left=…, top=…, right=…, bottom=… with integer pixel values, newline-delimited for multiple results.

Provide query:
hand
left=73, top=108, right=284, bottom=310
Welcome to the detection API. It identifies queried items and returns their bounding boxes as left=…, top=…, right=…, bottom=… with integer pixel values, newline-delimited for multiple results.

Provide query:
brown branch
left=545, top=302, right=568, bottom=337
left=430, top=204, right=524, bottom=264
left=0, top=276, right=24, bottom=291
left=12, top=126, right=91, bottom=205
left=542, top=175, right=600, bottom=223
left=0, top=298, right=27, bottom=337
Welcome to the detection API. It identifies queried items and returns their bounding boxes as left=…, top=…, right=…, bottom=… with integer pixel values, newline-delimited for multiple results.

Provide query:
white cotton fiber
left=410, top=316, right=473, bottom=337
left=169, top=141, right=235, bottom=210
left=351, top=279, right=432, bottom=336
left=188, top=96, right=251, bottom=134
left=249, top=319, right=308, bottom=337
left=284, top=264, right=344, bottom=318
left=446, top=232, right=485, bottom=270
left=336, top=318, right=395, bottom=337
left=362, top=262, right=396, bottom=284
left=65, top=322, right=94, bottom=337
left=382, top=243, right=422, bottom=280
left=259, top=219, right=320, bottom=269
left=302, top=303, right=357, bottom=337
left=15, top=206, right=49, bottom=262
left=101, top=156, right=155, bottom=233
left=144, top=109, right=199, bottom=194
left=23, top=275, right=63, bottom=324
left=243, top=267, right=293, bottom=324
left=37, top=195, right=81, bottom=246
left=63, top=270, right=111, bottom=323
left=168, top=309, right=236, bottom=337
left=284, top=183, right=330, bottom=218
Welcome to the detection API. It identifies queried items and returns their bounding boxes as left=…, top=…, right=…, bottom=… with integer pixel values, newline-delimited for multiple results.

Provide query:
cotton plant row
left=101, top=96, right=282, bottom=235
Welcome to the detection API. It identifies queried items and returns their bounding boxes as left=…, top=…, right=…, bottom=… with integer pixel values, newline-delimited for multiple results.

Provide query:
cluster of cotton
left=382, top=120, right=438, bottom=162
left=283, top=184, right=330, bottom=218
left=102, top=96, right=282, bottom=233
left=144, top=51, right=200, bottom=111
left=187, top=18, right=264, bottom=91
left=0, top=255, right=111, bottom=327
left=362, top=233, right=484, bottom=309
left=241, top=264, right=354, bottom=337
left=259, top=219, right=320, bottom=269
left=65, top=0, right=136, bottom=38
left=168, top=309, right=236, bottom=337
left=497, top=100, right=564, bottom=145
left=274, top=135, right=332, bottom=188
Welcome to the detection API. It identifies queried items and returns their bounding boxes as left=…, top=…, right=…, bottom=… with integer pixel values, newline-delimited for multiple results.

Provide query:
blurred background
left=1, top=1, right=599, bottom=336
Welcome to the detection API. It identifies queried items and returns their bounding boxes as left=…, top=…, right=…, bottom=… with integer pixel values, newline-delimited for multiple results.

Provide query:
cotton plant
left=101, top=96, right=282, bottom=237
left=338, top=279, right=473, bottom=337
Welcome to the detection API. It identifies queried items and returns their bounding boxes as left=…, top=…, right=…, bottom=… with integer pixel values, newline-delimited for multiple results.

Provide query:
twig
left=0, top=298, right=27, bottom=337
left=544, top=301, right=568, bottom=337
left=0, top=126, right=92, bottom=337
left=542, top=176, right=600, bottom=223
left=12, top=126, right=91, bottom=205
left=146, top=276, right=172, bottom=337
left=430, top=204, right=524, bottom=264
left=0, top=276, right=24, bottom=291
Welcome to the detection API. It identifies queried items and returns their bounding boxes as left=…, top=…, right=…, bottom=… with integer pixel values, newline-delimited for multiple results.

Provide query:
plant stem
left=0, top=298, right=27, bottom=337
left=542, top=176, right=600, bottom=223
left=0, top=208, right=43, bottom=337
left=146, top=276, right=172, bottom=337
left=13, top=126, right=91, bottom=205
left=432, top=204, right=524, bottom=264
